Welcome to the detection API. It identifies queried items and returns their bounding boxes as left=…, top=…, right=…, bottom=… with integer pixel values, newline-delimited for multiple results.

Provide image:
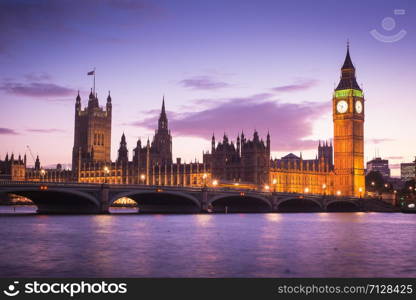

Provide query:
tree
left=365, top=171, right=385, bottom=195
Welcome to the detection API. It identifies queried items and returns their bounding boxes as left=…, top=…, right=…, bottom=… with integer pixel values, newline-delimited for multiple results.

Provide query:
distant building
left=366, top=157, right=390, bottom=178
left=0, top=154, right=26, bottom=181
left=401, top=163, right=415, bottom=181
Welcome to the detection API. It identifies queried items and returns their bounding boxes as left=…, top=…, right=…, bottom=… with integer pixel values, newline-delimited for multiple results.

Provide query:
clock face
left=355, top=100, right=363, bottom=113
left=336, top=100, right=348, bottom=113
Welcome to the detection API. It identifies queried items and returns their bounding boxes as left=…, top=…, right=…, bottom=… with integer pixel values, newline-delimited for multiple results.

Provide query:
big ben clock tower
left=333, top=45, right=365, bottom=197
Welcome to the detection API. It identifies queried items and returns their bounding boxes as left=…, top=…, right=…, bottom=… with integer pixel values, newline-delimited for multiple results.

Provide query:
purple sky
left=0, top=0, right=415, bottom=176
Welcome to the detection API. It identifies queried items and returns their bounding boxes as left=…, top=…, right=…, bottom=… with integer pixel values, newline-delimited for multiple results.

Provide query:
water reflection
left=265, top=213, right=281, bottom=223
left=0, top=213, right=415, bottom=277
left=194, top=214, right=213, bottom=227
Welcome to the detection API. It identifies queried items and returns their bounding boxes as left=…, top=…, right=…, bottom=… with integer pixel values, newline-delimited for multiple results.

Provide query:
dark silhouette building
left=203, top=131, right=270, bottom=185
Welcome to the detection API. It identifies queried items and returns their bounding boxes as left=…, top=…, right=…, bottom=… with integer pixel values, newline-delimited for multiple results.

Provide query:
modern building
left=366, top=157, right=390, bottom=178
left=401, top=163, right=415, bottom=181
left=4, top=46, right=366, bottom=197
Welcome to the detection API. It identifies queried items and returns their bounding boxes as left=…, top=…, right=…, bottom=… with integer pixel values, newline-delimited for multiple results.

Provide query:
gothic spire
left=161, top=96, right=166, bottom=117
left=335, top=43, right=361, bottom=91
left=120, top=132, right=126, bottom=145
left=117, top=133, right=128, bottom=163
left=341, top=42, right=355, bottom=70
left=158, top=96, right=168, bottom=130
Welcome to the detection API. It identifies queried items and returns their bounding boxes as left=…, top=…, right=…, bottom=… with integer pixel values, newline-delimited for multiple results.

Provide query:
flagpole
left=93, top=67, right=96, bottom=95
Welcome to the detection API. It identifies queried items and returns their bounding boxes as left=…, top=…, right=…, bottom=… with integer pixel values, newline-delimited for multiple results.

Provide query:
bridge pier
left=271, top=193, right=278, bottom=211
left=201, top=188, right=209, bottom=213
left=100, top=184, right=110, bottom=214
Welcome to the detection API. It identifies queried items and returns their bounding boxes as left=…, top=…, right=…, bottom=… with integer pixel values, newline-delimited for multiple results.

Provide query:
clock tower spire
left=333, top=45, right=365, bottom=197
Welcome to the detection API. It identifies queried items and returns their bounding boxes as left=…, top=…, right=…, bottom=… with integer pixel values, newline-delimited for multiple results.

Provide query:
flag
left=87, top=70, right=95, bottom=75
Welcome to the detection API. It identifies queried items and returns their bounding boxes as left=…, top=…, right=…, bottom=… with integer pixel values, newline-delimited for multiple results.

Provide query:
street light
left=264, top=185, right=270, bottom=191
left=358, top=187, right=363, bottom=199
left=140, top=174, right=146, bottom=185
left=212, top=180, right=218, bottom=187
left=322, top=183, right=327, bottom=196
left=371, top=181, right=375, bottom=186
left=40, top=169, right=46, bottom=182
left=336, top=190, right=341, bottom=196
left=103, top=166, right=110, bottom=183
left=304, top=187, right=309, bottom=193
left=272, top=178, right=277, bottom=193
left=202, top=173, right=208, bottom=187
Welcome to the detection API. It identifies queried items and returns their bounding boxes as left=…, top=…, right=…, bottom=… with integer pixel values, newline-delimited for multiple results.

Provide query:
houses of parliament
left=0, top=47, right=365, bottom=197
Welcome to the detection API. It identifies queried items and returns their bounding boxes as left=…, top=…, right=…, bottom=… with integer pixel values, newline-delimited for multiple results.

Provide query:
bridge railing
left=0, top=180, right=361, bottom=200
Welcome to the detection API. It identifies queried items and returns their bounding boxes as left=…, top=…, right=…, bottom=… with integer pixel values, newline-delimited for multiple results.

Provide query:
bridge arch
left=110, top=190, right=201, bottom=213
left=2, top=187, right=101, bottom=214
left=325, top=200, right=360, bottom=212
left=276, top=197, right=323, bottom=212
left=209, top=193, right=272, bottom=213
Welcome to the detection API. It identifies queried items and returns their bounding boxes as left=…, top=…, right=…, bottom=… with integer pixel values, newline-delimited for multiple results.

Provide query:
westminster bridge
left=0, top=181, right=391, bottom=214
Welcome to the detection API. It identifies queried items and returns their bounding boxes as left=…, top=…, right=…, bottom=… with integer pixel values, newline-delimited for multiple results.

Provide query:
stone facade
left=203, top=131, right=270, bottom=185
left=0, top=154, right=26, bottom=181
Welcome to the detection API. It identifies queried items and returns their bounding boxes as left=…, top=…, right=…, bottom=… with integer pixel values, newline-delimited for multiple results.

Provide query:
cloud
left=368, top=138, right=394, bottom=144
left=179, top=76, right=230, bottom=90
left=24, top=72, right=51, bottom=82
left=131, top=94, right=330, bottom=151
left=26, top=128, right=65, bottom=133
left=272, top=79, right=319, bottom=93
left=0, top=82, right=75, bottom=98
left=0, top=128, right=18, bottom=135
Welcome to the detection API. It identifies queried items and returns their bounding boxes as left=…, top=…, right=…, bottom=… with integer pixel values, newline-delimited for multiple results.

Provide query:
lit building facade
left=269, top=143, right=335, bottom=194
left=401, top=163, right=415, bottom=181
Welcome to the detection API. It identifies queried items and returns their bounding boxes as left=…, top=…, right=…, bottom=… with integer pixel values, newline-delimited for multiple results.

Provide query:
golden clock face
left=336, top=100, right=348, bottom=113
left=355, top=100, right=363, bottom=113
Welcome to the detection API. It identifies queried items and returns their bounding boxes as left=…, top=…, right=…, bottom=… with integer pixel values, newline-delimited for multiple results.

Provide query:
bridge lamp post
left=140, top=174, right=146, bottom=185
left=40, top=169, right=46, bottom=182
left=202, top=173, right=208, bottom=187
left=322, top=184, right=327, bottom=196
left=103, top=166, right=110, bottom=183
left=359, top=187, right=363, bottom=199
left=272, top=178, right=277, bottom=193
left=336, top=190, right=342, bottom=197
left=304, top=187, right=309, bottom=194
left=264, top=185, right=270, bottom=192
left=393, top=190, right=398, bottom=206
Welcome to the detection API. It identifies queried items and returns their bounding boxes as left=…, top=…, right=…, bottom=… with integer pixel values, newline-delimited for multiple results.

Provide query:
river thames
left=0, top=208, right=415, bottom=277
